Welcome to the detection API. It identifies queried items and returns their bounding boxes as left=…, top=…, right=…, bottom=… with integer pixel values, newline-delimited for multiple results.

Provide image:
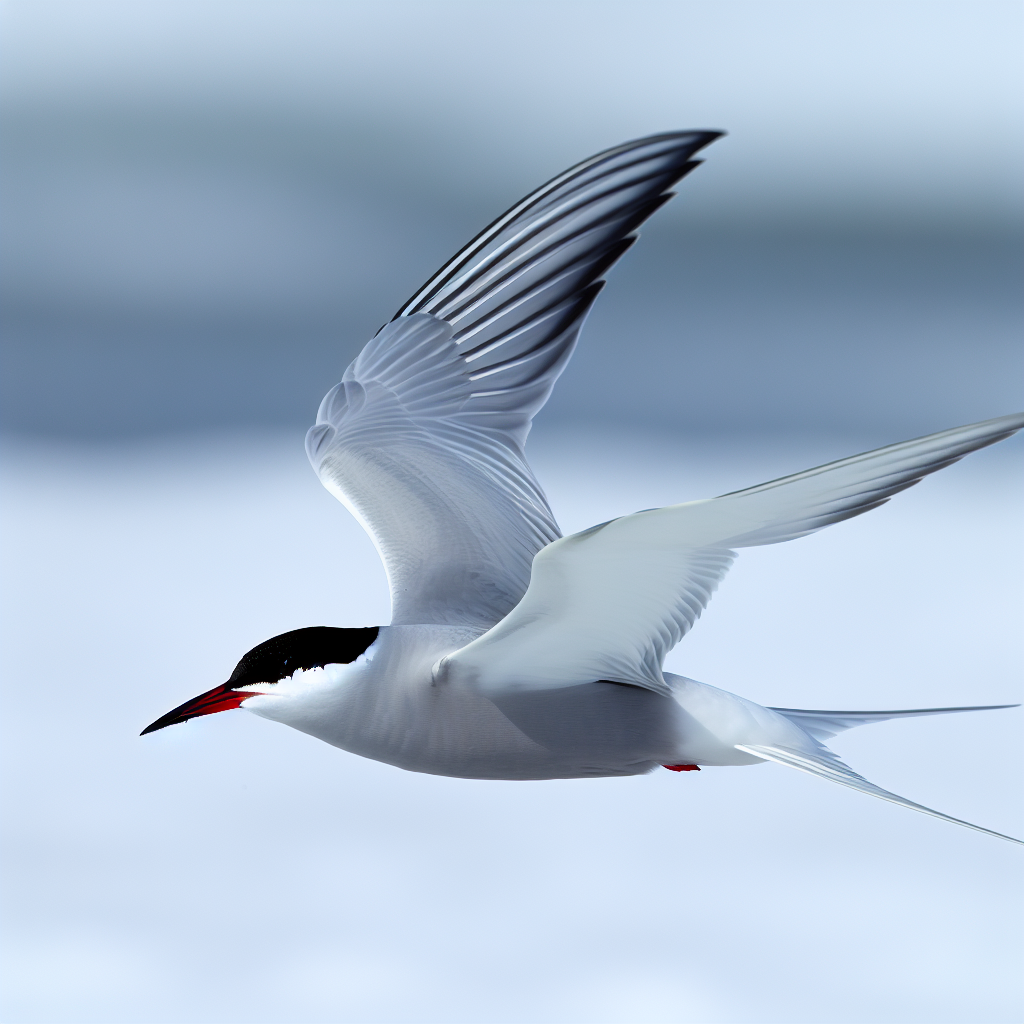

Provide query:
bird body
left=239, top=625, right=801, bottom=780
left=234, top=622, right=815, bottom=774
left=143, top=131, right=1023, bottom=844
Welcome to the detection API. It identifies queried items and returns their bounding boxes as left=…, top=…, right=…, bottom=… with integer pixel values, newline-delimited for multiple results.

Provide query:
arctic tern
left=143, top=132, right=1023, bottom=843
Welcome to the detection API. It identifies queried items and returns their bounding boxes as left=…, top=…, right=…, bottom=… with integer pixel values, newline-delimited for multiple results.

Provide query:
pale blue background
left=2, top=3, right=1022, bottom=1022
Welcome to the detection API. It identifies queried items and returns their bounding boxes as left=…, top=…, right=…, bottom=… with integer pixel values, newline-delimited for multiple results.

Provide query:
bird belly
left=249, top=625, right=690, bottom=779
left=244, top=628, right=804, bottom=778
left=329, top=679, right=675, bottom=780
left=663, top=673, right=813, bottom=765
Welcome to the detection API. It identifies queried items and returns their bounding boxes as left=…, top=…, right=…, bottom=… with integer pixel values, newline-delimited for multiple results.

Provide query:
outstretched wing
left=443, top=413, right=1024, bottom=695
left=307, top=132, right=722, bottom=628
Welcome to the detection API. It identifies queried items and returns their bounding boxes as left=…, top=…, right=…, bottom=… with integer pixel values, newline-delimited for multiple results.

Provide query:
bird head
left=140, top=626, right=380, bottom=735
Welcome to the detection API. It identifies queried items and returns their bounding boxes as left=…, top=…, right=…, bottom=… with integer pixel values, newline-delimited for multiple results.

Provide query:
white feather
left=444, top=413, right=1024, bottom=696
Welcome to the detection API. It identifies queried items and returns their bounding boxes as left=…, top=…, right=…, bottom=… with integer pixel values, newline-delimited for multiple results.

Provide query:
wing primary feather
left=449, top=241, right=630, bottom=348
left=462, top=285, right=601, bottom=364
left=438, top=222, right=640, bottom=327
left=465, top=286, right=602, bottom=395
left=393, top=132, right=721, bottom=320
left=426, top=166, right=689, bottom=321
left=717, top=417, right=1024, bottom=501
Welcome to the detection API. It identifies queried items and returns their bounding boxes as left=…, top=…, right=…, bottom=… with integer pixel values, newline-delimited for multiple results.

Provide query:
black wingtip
left=630, top=129, right=725, bottom=144
left=394, top=130, right=727, bottom=321
left=657, top=129, right=726, bottom=152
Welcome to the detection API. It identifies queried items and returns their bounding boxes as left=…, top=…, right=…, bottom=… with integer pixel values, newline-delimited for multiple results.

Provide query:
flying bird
left=143, top=132, right=1023, bottom=843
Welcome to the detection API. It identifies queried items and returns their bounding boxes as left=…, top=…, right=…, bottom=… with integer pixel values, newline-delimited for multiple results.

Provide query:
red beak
left=141, top=684, right=253, bottom=735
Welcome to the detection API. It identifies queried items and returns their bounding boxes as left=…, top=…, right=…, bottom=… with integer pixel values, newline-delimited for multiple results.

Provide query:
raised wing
left=443, top=413, right=1024, bottom=694
left=307, top=132, right=722, bottom=627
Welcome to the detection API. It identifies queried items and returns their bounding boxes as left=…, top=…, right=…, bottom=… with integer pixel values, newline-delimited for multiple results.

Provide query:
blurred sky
left=2, top=0, right=1022, bottom=437
left=1, top=3, right=1023, bottom=1023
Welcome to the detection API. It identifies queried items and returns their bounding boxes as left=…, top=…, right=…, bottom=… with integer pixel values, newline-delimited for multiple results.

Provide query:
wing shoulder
left=307, top=315, right=560, bottom=627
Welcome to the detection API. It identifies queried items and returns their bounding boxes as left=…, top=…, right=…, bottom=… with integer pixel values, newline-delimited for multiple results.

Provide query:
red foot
left=663, top=764, right=700, bottom=772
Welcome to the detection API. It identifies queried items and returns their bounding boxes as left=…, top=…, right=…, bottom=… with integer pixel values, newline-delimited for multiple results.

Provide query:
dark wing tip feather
left=393, top=131, right=723, bottom=325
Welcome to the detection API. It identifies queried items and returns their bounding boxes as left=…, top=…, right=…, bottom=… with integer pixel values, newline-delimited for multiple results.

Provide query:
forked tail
left=769, top=703, right=1019, bottom=742
left=742, top=704, right=1021, bottom=844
